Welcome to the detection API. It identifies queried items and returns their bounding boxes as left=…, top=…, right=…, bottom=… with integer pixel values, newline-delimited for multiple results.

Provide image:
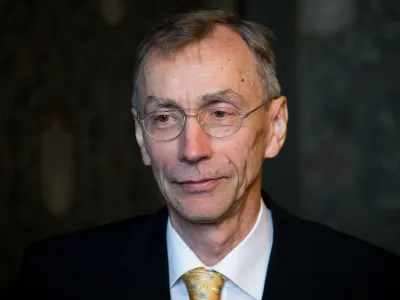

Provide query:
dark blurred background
left=1, top=0, right=399, bottom=296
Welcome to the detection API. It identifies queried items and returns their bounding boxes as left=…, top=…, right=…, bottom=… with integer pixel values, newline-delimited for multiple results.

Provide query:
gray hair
left=131, top=10, right=281, bottom=112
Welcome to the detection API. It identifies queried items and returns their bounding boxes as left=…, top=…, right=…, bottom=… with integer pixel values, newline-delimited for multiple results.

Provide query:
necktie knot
left=182, top=267, right=227, bottom=300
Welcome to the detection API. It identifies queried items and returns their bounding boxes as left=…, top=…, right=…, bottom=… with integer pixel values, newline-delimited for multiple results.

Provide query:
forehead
left=141, top=26, right=262, bottom=108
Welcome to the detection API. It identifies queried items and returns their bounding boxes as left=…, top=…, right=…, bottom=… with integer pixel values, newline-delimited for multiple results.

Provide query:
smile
left=176, top=178, right=223, bottom=193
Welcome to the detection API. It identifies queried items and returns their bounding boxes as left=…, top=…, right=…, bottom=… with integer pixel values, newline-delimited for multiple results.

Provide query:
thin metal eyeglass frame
left=137, top=100, right=269, bottom=140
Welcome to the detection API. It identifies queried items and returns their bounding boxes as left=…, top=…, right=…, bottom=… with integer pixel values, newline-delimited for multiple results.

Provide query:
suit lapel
left=119, top=208, right=171, bottom=300
left=261, top=190, right=304, bottom=299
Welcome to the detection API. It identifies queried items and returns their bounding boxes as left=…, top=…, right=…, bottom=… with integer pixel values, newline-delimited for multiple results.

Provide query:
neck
left=169, top=180, right=262, bottom=266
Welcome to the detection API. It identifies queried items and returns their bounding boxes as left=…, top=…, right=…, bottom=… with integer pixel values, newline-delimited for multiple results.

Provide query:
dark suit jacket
left=8, top=191, right=400, bottom=299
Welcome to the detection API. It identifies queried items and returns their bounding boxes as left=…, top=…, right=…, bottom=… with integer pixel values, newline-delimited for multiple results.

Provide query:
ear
left=132, top=108, right=151, bottom=166
left=264, top=96, right=288, bottom=158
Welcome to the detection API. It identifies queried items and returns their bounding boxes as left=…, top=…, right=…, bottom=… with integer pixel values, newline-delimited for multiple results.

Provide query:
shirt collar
left=167, top=200, right=273, bottom=300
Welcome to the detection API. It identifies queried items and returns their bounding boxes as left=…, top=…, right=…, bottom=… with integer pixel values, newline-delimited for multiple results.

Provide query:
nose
left=178, top=116, right=213, bottom=163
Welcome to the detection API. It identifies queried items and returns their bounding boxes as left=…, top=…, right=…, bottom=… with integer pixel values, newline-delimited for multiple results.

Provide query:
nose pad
left=182, top=111, right=207, bottom=135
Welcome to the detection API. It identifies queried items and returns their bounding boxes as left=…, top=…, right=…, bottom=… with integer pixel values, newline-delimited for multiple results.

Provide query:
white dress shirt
left=167, top=200, right=273, bottom=300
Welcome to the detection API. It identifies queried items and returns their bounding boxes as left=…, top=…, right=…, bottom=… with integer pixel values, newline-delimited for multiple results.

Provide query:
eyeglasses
left=137, top=101, right=269, bottom=141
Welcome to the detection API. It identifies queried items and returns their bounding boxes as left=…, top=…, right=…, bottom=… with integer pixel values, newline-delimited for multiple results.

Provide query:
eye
left=148, top=111, right=182, bottom=128
left=201, top=108, right=236, bottom=123
left=155, top=114, right=171, bottom=123
left=212, top=110, right=228, bottom=118
left=152, top=111, right=180, bottom=123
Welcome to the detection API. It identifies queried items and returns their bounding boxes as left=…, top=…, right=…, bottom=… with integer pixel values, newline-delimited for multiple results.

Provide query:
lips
left=175, top=178, right=223, bottom=193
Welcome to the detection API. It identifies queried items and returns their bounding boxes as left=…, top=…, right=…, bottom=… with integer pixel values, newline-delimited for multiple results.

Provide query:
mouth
left=175, top=178, right=223, bottom=193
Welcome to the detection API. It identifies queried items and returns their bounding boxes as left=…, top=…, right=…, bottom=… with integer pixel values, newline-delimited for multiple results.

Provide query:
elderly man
left=10, top=10, right=399, bottom=300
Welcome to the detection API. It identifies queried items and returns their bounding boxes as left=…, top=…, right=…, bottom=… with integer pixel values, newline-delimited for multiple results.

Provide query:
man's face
left=134, top=26, right=286, bottom=224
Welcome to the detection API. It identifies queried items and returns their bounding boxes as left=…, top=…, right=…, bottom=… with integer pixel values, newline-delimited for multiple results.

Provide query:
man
left=10, top=10, right=400, bottom=300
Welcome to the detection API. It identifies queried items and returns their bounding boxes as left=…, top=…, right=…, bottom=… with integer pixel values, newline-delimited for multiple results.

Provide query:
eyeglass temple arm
left=240, top=101, right=269, bottom=119
left=135, top=113, right=145, bottom=123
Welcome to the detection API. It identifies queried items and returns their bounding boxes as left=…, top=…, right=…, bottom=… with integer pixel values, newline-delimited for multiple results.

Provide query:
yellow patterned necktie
left=182, top=267, right=228, bottom=300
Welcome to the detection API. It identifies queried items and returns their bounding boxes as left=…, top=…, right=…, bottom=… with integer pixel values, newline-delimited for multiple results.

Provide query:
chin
left=170, top=195, right=232, bottom=224
left=182, top=211, right=227, bottom=224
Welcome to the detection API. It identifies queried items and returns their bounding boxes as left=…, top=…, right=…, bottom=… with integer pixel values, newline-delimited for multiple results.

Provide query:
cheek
left=148, top=141, right=176, bottom=172
left=225, top=130, right=266, bottom=175
left=215, top=139, right=252, bottom=176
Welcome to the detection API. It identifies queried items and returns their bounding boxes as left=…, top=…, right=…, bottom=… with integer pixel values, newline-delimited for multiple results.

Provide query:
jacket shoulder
left=283, top=212, right=400, bottom=281
left=22, top=211, right=166, bottom=267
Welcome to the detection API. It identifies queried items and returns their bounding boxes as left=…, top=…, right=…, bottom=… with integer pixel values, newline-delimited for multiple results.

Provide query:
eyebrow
left=201, top=89, right=244, bottom=108
left=145, top=89, right=244, bottom=111
left=145, top=96, right=180, bottom=111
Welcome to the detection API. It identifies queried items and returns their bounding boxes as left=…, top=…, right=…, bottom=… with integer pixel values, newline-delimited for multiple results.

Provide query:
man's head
left=132, top=10, right=288, bottom=224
